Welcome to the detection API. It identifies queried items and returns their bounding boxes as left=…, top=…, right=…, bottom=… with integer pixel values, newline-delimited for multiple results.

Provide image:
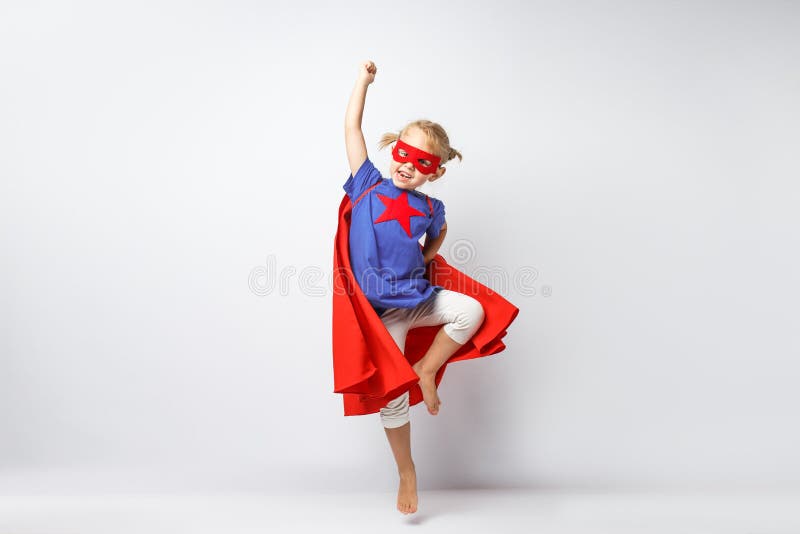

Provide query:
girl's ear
left=430, top=166, right=447, bottom=182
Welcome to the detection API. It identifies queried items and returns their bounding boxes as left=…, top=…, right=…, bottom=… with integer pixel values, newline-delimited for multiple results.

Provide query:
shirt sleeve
left=343, top=157, right=383, bottom=203
left=426, top=198, right=447, bottom=240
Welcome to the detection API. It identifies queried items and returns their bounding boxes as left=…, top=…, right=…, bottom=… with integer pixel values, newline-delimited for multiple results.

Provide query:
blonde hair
left=377, top=119, right=463, bottom=166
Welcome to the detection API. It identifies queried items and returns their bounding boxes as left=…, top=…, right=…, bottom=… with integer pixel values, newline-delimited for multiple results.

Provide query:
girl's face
left=389, top=127, right=446, bottom=191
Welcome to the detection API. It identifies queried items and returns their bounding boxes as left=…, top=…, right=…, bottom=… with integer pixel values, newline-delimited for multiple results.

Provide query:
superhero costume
left=332, top=158, right=520, bottom=416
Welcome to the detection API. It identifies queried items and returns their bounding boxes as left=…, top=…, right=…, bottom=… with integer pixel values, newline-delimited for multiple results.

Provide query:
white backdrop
left=1, top=0, right=798, bottom=494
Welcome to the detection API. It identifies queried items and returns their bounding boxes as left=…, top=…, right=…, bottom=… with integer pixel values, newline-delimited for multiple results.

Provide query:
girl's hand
left=357, top=60, right=377, bottom=86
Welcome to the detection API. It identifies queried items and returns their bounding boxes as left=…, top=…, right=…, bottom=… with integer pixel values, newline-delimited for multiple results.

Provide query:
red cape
left=332, top=193, right=520, bottom=416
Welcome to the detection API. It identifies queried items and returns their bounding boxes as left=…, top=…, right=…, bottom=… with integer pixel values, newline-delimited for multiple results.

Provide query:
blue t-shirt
left=344, top=158, right=446, bottom=316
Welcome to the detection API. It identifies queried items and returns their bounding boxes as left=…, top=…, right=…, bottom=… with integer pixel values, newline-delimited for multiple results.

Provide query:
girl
left=343, top=60, right=487, bottom=515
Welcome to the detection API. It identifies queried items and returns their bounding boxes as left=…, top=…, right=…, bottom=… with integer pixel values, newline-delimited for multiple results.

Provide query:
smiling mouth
left=396, top=170, right=412, bottom=181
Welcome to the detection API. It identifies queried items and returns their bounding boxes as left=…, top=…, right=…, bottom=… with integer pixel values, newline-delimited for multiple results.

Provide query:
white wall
left=1, top=0, right=798, bottom=494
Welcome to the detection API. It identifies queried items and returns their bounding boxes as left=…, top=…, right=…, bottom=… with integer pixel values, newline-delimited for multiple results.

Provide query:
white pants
left=379, top=288, right=485, bottom=429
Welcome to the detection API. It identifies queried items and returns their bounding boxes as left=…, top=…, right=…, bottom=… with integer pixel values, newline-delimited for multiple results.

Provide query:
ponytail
left=377, top=132, right=400, bottom=151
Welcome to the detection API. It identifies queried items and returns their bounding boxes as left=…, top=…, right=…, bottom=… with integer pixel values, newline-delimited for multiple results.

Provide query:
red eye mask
left=391, top=139, right=442, bottom=175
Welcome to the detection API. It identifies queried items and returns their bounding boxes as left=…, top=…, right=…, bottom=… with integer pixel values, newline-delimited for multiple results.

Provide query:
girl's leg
left=408, top=290, right=486, bottom=415
left=411, top=330, right=462, bottom=414
left=378, top=308, right=418, bottom=514
left=383, top=416, right=417, bottom=515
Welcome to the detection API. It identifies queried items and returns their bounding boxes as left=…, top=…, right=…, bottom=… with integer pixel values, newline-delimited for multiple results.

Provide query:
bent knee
left=457, top=297, right=485, bottom=329
left=444, top=296, right=485, bottom=344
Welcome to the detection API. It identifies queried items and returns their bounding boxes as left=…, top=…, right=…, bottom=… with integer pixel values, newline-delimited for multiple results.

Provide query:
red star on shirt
left=373, top=191, right=427, bottom=237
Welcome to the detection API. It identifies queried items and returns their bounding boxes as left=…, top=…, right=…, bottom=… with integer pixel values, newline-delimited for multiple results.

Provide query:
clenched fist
left=358, top=60, right=377, bottom=85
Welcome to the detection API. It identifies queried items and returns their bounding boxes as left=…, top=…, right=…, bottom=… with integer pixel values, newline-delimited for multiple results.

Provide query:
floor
left=1, top=490, right=799, bottom=533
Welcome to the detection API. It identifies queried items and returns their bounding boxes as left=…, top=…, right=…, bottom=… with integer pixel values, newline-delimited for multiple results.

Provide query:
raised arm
left=345, top=60, right=377, bottom=177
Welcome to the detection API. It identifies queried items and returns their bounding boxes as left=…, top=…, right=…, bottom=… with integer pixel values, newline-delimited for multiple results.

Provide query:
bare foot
left=397, top=470, right=417, bottom=514
left=412, top=363, right=441, bottom=415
